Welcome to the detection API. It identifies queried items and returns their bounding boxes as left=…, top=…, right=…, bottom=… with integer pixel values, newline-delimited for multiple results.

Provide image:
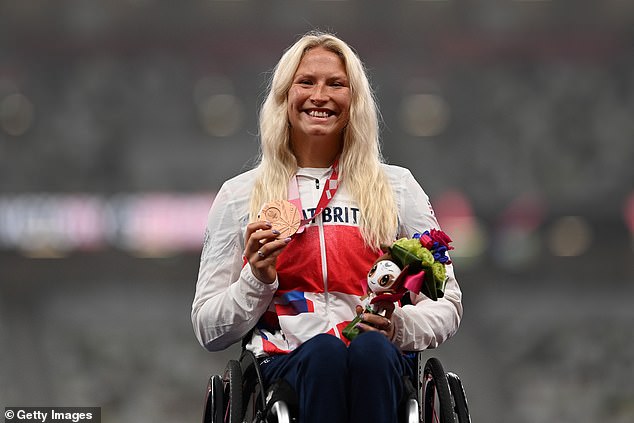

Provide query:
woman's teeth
left=308, top=110, right=330, bottom=118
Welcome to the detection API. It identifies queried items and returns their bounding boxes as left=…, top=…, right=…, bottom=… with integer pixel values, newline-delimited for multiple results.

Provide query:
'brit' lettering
left=302, top=206, right=360, bottom=225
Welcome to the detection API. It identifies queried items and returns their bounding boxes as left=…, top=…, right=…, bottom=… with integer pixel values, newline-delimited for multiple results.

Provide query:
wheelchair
left=201, top=347, right=471, bottom=423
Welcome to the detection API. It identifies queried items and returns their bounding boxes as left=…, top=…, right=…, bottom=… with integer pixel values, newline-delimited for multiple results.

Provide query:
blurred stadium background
left=1, top=0, right=633, bottom=422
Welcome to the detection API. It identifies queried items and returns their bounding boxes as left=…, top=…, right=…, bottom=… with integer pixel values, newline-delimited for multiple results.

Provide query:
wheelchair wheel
left=423, top=358, right=455, bottom=423
left=447, top=372, right=471, bottom=423
left=223, top=359, right=244, bottom=423
left=239, top=350, right=267, bottom=423
left=202, top=374, right=224, bottom=423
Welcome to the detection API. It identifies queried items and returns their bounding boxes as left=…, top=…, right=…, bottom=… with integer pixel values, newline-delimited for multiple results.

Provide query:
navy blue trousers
left=260, top=332, right=414, bottom=423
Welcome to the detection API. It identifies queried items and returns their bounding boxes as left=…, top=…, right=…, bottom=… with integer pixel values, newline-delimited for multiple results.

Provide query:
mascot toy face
left=367, top=260, right=402, bottom=294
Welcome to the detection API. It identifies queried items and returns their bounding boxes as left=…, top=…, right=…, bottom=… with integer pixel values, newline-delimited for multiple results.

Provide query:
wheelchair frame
left=202, top=349, right=470, bottom=423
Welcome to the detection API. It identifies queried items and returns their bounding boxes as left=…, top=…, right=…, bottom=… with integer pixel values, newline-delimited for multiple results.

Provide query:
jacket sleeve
left=389, top=168, right=463, bottom=351
left=191, top=182, right=278, bottom=352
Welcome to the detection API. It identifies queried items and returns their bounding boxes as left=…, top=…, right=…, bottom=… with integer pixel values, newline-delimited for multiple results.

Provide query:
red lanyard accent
left=288, top=160, right=339, bottom=233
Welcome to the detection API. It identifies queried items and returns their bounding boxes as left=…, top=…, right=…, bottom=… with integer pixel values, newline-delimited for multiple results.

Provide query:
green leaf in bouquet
left=437, top=276, right=447, bottom=298
left=421, top=266, right=438, bottom=301
left=390, top=242, right=422, bottom=268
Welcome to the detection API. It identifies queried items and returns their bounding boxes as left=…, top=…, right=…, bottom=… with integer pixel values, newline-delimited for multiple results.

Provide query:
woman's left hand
left=354, top=303, right=396, bottom=341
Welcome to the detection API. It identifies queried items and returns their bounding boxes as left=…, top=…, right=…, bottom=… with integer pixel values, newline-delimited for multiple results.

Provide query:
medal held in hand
left=258, top=200, right=301, bottom=239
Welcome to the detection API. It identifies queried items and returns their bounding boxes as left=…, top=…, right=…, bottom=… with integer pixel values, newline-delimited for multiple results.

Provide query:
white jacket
left=192, top=164, right=462, bottom=357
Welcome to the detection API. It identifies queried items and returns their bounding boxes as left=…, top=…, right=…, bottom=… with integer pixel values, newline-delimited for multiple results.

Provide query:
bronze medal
left=258, top=200, right=301, bottom=239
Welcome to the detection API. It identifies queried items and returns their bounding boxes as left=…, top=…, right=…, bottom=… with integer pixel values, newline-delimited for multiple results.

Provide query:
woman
left=192, top=31, right=462, bottom=423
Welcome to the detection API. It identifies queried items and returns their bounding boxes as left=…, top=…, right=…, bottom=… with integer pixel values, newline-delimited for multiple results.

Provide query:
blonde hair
left=249, top=31, right=398, bottom=249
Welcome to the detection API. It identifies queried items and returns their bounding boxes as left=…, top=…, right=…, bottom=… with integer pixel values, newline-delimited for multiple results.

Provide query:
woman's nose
left=310, top=84, right=328, bottom=103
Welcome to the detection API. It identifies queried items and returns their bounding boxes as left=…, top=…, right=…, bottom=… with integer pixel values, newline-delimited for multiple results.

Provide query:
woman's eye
left=331, top=79, right=348, bottom=87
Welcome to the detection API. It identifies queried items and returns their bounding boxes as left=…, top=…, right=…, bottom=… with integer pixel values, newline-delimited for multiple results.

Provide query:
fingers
left=359, top=312, right=393, bottom=331
left=254, top=237, right=291, bottom=262
left=245, top=221, right=275, bottom=248
left=245, top=221, right=283, bottom=256
left=244, top=221, right=292, bottom=284
left=355, top=310, right=395, bottom=340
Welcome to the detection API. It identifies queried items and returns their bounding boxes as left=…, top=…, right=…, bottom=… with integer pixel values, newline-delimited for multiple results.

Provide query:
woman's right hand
left=244, top=221, right=292, bottom=284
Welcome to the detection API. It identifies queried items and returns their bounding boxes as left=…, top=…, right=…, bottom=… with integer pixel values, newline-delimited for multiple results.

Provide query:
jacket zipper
left=314, top=175, right=329, bottom=316
left=318, top=214, right=329, bottom=317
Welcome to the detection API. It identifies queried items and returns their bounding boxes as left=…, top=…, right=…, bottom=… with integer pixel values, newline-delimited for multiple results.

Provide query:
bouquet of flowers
left=388, top=229, right=454, bottom=301
left=343, top=229, right=454, bottom=341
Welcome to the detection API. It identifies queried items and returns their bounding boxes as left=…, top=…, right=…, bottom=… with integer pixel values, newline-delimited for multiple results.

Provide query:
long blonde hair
left=249, top=31, right=398, bottom=249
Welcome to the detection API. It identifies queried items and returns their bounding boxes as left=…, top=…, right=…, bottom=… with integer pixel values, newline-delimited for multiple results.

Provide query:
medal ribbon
left=288, top=159, right=339, bottom=234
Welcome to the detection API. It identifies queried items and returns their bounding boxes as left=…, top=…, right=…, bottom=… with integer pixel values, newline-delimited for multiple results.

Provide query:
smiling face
left=287, top=46, right=351, bottom=159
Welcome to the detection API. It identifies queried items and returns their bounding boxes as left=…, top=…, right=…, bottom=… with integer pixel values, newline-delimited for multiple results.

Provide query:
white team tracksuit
left=192, top=164, right=463, bottom=357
